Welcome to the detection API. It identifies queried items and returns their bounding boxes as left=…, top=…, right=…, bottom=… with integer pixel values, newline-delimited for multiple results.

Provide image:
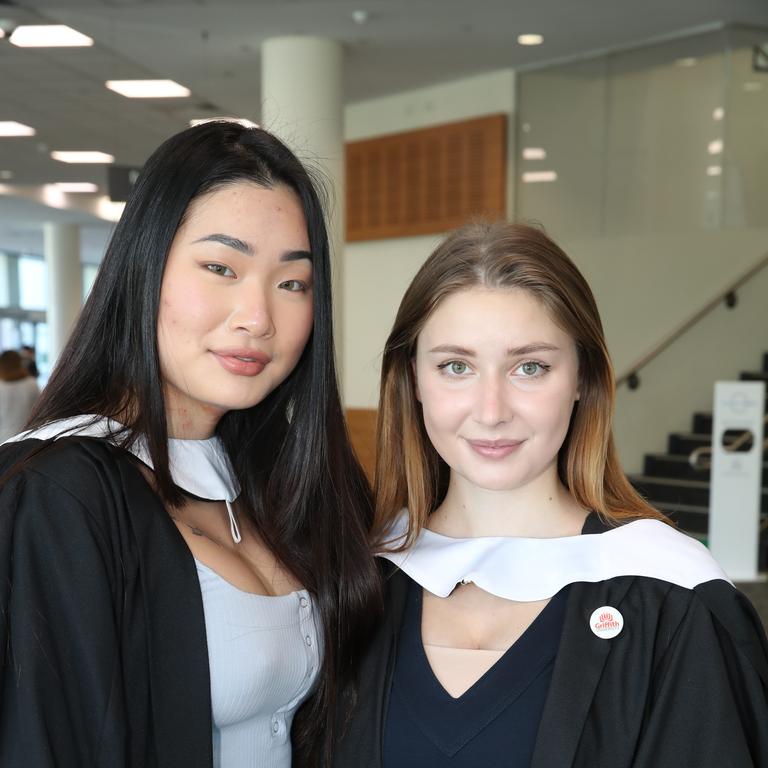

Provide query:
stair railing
left=616, top=251, right=768, bottom=390
left=689, top=413, right=768, bottom=471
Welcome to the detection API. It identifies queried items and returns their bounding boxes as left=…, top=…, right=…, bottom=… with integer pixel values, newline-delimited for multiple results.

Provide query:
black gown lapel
left=118, top=458, right=213, bottom=768
left=531, top=578, right=634, bottom=768
left=331, top=563, right=409, bottom=768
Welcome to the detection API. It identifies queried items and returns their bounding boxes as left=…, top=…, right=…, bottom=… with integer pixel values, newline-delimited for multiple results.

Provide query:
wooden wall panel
left=345, top=408, right=378, bottom=483
left=346, top=114, right=507, bottom=242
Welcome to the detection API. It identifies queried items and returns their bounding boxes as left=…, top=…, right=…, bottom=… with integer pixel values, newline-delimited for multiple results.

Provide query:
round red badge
left=589, top=605, right=624, bottom=639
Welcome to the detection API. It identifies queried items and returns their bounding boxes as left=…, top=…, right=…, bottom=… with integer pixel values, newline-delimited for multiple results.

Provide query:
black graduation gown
left=0, top=437, right=213, bottom=767
left=329, top=518, right=768, bottom=768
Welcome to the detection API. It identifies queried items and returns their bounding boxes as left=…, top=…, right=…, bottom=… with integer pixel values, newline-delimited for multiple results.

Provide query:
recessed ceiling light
left=518, top=34, right=543, bottom=46
left=351, top=9, right=370, bottom=24
left=712, top=107, right=724, bottom=121
left=51, top=151, right=115, bottom=164
left=706, top=165, right=722, bottom=177
left=675, top=57, right=697, bottom=67
left=0, top=121, right=36, bottom=137
left=10, top=24, right=93, bottom=47
left=743, top=81, right=764, bottom=92
left=707, top=139, right=723, bottom=155
left=106, top=80, right=191, bottom=98
left=98, top=197, right=126, bottom=222
left=189, top=117, right=259, bottom=128
left=522, top=170, right=557, bottom=183
left=42, top=184, right=68, bottom=209
left=54, top=182, right=99, bottom=193
left=0, top=170, right=13, bottom=180
left=522, top=147, right=547, bottom=160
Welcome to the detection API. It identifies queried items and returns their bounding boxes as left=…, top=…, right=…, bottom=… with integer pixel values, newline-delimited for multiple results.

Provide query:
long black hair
left=29, top=121, right=380, bottom=760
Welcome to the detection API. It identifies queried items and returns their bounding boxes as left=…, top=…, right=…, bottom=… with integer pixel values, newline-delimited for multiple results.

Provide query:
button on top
left=299, top=596, right=309, bottom=608
left=272, top=720, right=279, bottom=734
left=305, top=635, right=313, bottom=647
left=589, top=605, right=624, bottom=639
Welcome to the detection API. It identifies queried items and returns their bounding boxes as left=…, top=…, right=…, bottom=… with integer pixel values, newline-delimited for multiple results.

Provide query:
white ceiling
left=1, top=0, right=768, bottom=260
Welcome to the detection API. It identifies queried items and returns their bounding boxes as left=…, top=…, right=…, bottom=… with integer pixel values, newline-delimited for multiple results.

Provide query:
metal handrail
left=689, top=413, right=768, bottom=471
left=617, top=251, right=768, bottom=389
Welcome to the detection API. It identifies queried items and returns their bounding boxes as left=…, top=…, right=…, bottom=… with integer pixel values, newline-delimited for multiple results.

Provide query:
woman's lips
left=466, top=439, right=524, bottom=459
left=211, top=349, right=271, bottom=377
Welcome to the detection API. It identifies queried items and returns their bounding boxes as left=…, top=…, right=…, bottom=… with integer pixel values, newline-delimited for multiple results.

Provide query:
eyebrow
left=192, top=233, right=312, bottom=262
left=427, top=343, right=560, bottom=356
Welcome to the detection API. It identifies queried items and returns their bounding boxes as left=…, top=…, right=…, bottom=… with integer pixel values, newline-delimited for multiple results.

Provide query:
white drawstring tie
left=226, top=499, right=242, bottom=544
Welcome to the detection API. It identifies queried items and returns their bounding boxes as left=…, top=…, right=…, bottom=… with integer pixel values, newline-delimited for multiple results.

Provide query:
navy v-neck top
left=383, top=578, right=570, bottom=767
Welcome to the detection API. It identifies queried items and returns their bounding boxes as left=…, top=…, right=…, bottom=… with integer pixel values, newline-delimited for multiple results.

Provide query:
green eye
left=521, top=362, right=540, bottom=376
left=449, top=361, right=468, bottom=375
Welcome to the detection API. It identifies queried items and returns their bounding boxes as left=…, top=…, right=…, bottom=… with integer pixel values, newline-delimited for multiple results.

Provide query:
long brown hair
left=374, top=220, right=666, bottom=547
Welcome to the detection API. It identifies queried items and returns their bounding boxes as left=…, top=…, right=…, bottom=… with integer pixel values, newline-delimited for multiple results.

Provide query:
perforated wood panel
left=346, top=114, right=507, bottom=242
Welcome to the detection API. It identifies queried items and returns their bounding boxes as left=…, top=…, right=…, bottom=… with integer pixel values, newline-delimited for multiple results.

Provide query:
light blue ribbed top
left=195, top=559, right=321, bottom=768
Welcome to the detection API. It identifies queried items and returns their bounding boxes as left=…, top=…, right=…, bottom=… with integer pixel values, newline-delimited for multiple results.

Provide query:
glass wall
left=0, top=249, right=96, bottom=382
left=515, top=25, right=768, bottom=472
left=514, top=29, right=761, bottom=238
left=514, top=25, right=768, bottom=375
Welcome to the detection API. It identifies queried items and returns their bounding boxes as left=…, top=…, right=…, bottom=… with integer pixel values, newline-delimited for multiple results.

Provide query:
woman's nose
left=473, top=375, right=511, bottom=427
left=228, top=287, right=275, bottom=338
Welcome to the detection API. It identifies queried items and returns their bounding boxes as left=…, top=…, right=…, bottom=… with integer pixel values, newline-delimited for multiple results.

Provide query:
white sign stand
left=708, top=380, right=765, bottom=582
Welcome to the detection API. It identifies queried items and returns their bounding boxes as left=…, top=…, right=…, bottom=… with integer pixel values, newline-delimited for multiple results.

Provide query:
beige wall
left=345, top=69, right=516, bottom=140
left=342, top=69, right=516, bottom=407
left=614, top=251, right=768, bottom=472
left=566, top=230, right=768, bottom=378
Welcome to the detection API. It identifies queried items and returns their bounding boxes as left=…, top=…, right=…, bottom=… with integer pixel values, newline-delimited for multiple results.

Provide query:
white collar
left=5, top=415, right=243, bottom=543
left=378, top=511, right=731, bottom=601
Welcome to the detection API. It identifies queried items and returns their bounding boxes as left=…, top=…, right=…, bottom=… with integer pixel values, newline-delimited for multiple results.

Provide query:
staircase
left=630, top=353, right=768, bottom=571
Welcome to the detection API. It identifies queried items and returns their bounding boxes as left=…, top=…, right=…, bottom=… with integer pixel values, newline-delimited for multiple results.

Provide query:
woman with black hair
left=0, top=122, right=379, bottom=767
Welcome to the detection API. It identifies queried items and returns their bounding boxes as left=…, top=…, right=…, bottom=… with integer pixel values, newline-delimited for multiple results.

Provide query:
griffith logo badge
left=589, top=605, right=624, bottom=639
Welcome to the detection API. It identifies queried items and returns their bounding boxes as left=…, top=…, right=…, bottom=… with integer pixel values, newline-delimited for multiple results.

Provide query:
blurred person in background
left=19, top=345, right=39, bottom=379
left=0, top=349, right=39, bottom=443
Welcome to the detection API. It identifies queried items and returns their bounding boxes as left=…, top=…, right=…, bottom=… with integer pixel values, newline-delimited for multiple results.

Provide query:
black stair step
left=655, top=502, right=709, bottom=534
left=644, top=453, right=768, bottom=483
left=667, top=431, right=766, bottom=456
left=630, top=474, right=768, bottom=512
left=654, top=504, right=768, bottom=571
left=692, top=410, right=768, bottom=434
left=668, top=432, right=711, bottom=455
left=740, top=371, right=768, bottom=382
left=645, top=453, right=710, bottom=481
left=692, top=412, right=712, bottom=434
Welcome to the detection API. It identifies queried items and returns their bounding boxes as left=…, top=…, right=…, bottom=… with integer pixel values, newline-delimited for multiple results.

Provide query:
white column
left=260, top=36, right=345, bottom=386
left=43, top=222, right=82, bottom=368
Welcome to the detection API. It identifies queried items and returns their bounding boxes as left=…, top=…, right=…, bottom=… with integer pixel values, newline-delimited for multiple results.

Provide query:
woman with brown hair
left=0, top=349, right=39, bottom=443
left=331, top=221, right=768, bottom=767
